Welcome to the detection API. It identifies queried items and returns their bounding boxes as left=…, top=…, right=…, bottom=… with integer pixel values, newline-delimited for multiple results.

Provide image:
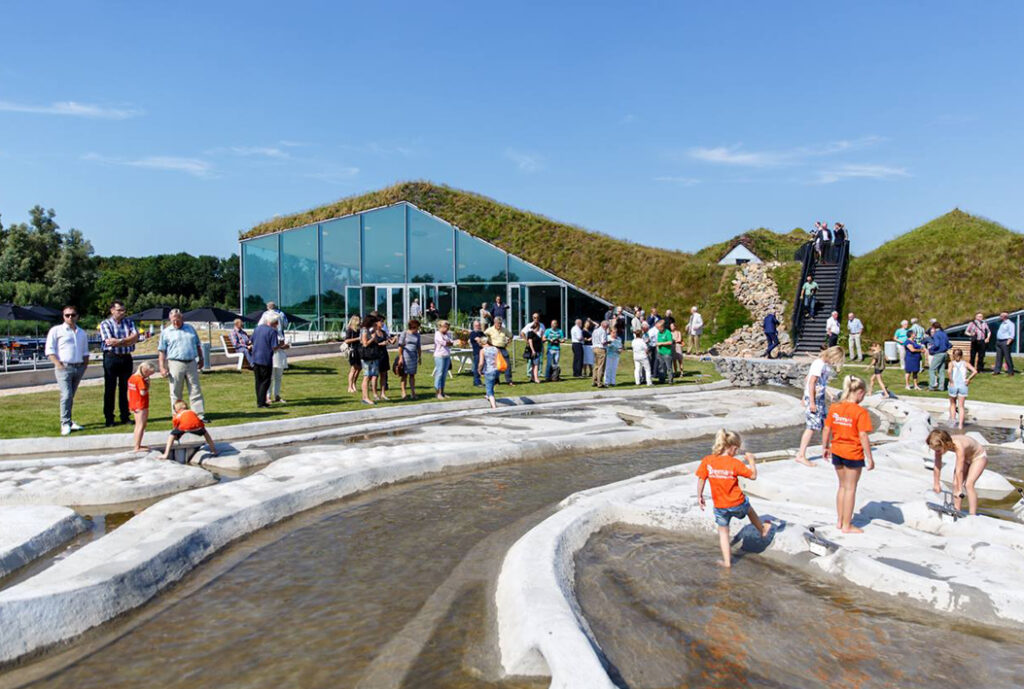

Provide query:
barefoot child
left=696, top=429, right=772, bottom=568
left=127, top=362, right=155, bottom=451
left=946, top=348, right=976, bottom=429
left=822, top=375, right=875, bottom=533
left=927, top=429, right=988, bottom=515
left=795, top=345, right=845, bottom=466
left=163, top=400, right=217, bottom=460
left=866, top=342, right=892, bottom=399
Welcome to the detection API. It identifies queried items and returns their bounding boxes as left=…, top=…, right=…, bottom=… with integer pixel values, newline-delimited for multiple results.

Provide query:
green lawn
left=0, top=349, right=721, bottom=439
left=843, top=355, right=1024, bottom=406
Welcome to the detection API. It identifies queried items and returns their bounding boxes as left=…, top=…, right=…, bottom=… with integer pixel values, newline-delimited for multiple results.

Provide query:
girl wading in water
left=928, top=429, right=988, bottom=515
left=795, top=345, right=845, bottom=466
left=821, top=375, right=874, bottom=533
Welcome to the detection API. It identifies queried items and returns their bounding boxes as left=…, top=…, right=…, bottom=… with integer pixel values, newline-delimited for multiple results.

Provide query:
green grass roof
left=844, top=209, right=1024, bottom=333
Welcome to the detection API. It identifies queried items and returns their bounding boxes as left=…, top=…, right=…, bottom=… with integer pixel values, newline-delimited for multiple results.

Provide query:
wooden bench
left=221, top=334, right=252, bottom=371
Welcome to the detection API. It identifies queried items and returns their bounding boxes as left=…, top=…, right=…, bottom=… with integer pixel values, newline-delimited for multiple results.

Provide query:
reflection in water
left=576, top=525, right=1024, bottom=689
left=10, top=428, right=796, bottom=689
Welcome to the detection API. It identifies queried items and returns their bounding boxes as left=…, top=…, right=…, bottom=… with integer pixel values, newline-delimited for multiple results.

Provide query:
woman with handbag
left=397, top=319, right=422, bottom=400
left=524, top=321, right=543, bottom=383
left=342, top=315, right=362, bottom=393
left=359, top=316, right=382, bottom=405
left=479, top=335, right=502, bottom=409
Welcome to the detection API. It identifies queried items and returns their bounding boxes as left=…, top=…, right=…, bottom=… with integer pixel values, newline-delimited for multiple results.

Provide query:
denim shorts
left=362, top=359, right=379, bottom=377
left=948, top=384, right=968, bottom=397
left=831, top=453, right=865, bottom=469
left=713, top=498, right=750, bottom=527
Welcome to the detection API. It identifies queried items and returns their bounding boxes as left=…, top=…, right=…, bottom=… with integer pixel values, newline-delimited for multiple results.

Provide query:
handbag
left=392, top=356, right=406, bottom=376
left=495, top=350, right=508, bottom=372
left=339, top=342, right=350, bottom=356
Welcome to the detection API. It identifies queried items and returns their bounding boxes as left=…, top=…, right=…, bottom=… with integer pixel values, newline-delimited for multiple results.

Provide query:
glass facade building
left=240, top=202, right=610, bottom=334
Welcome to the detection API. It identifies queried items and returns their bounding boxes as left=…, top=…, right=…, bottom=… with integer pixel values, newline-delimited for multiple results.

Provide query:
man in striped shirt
left=99, top=300, right=139, bottom=426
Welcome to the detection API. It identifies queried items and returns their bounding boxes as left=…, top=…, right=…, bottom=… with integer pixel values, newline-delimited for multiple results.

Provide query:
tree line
left=0, top=206, right=238, bottom=321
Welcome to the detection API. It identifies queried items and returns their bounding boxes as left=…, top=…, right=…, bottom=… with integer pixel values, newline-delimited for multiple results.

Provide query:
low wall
left=712, top=356, right=809, bottom=388
left=0, top=342, right=344, bottom=391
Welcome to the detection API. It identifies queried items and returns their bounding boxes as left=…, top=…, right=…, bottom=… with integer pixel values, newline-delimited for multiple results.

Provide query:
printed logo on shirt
left=706, top=467, right=737, bottom=480
left=830, top=411, right=854, bottom=427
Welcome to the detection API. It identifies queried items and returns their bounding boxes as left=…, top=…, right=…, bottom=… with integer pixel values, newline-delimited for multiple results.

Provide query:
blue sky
left=1, top=1, right=1022, bottom=259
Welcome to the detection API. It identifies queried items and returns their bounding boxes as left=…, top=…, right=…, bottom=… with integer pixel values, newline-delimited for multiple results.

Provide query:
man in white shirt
left=825, top=311, right=841, bottom=347
left=847, top=312, right=865, bottom=361
left=258, top=301, right=290, bottom=402
left=686, top=306, right=704, bottom=354
left=45, top=305, right=90, bottom=435
left=570, top=319, right=585, bottom=378
left=591, top=321, right=608, bottom=387
left=994, top=311, right=1016, bottom=376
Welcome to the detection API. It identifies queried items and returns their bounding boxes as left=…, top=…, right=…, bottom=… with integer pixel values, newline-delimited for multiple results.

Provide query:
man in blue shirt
left=158, top=308, right=206, bottom=418
left=468, top=319, right=486, bottom=387
left=763, top=311, right=780, bottom=359
left=544, top=319, right=564, bottom=381
left=252, top=317, right=285, bottom=407
left=994, top=312, right=1016, bottom=376
left=927, top=322, right=951, bottom=390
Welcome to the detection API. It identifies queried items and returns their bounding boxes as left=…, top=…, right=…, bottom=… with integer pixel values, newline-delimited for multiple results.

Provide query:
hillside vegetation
left=845, top=210, right=1024, bottom=333
left=245, top=181, right=804, bottom=341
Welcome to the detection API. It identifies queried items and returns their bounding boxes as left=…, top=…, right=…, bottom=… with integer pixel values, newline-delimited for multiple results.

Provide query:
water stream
left=4, top=424, right=1023, bottom=689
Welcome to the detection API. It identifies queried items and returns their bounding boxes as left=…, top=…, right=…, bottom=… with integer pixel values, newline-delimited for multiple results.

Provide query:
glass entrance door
left=374, top=285, right=405, bottom=333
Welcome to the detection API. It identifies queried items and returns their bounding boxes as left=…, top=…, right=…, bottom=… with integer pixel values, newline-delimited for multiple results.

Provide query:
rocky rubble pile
left=712, top=356, right=810, bottom=388
left=714, top=261, right=793, bottom=357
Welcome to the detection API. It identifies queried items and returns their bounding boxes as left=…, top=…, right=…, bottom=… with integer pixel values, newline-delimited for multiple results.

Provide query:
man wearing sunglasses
left=45, top=306, right=90, bottom=436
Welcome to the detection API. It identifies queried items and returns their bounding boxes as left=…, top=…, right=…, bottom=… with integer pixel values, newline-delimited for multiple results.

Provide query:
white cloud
left=688, top=136, right=884, bottom=168
left=232, top=146, right=290, bottom=159
left=339, top=142, right=416, bottom=156
left=621, top=113, right=638, bottom=124
left=305, top=165, right=360, bottom=184
left=82, top=152, right=214, bottom=178
left=277, top=140, right=308, bottom=148
left=504, top=148, right=544, bottom=173
left=0, top=100, right=142, bottom=119
left=814, top=164, right=910, bottom=184
left=653, top=176, right=700, bottom=186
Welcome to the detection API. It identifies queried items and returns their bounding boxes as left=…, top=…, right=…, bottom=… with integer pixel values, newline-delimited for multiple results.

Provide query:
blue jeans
left=497, top=347, right=512, bottom=383
left=55, top=362, right=87, bottom=426
left=545, top=348, right=560, bottom=380
left=803, top=295, right=816, bottom=315
left=929, top=351, right=948, bottom=389
left=484, top=370, right=499, bottom=398
left=434, top=355, right=451, bottom=392
left=471, top=347, right=482, bottom=385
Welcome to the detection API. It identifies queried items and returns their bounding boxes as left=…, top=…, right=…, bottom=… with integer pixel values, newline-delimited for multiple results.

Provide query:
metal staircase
left=791, top=240, right=851, bottom=354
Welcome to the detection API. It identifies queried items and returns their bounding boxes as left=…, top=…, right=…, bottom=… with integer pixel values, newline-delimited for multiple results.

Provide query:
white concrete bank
left=494, top=395, right=1024, bottom=689
left=0, top=506, right=86, bottom=579
left=0, top=387, right=800, bottom=665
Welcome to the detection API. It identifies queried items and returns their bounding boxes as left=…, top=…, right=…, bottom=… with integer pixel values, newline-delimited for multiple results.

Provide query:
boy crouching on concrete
left=696, top=429, right=771, bottom=567
left=163, top=400, right=217, bottom=460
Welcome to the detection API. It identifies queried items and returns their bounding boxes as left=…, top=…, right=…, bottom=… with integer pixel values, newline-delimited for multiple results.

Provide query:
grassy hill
left=844, top=209, right=1024, bottom=335
left=245, top=181, right=805, bottom=343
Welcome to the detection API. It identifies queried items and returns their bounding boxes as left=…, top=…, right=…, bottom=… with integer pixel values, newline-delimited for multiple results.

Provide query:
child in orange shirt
left=127, top=362, right=155, bottom=452
left=162, top=400, right=218, bottom=460
left=696, top=429, right=771, bottom=568
left=822, top=375, right=875, bottom=533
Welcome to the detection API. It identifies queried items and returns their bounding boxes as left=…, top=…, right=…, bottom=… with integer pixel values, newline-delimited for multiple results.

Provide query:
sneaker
left=69, top=422, right=83, bottom=431
left=60, top=424, right=72, bottom=436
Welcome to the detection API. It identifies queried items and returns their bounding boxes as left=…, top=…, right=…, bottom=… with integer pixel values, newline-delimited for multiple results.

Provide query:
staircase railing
left=790, top=242, right=815, bottom=344
left=790, top=239, right=851, bottom=348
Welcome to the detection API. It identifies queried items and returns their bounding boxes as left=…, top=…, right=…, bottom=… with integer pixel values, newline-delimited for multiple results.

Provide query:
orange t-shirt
left=824, top=401, right=872, bottom=459
left=696, top=454, right=753, bottom=508
left=127, top=373, right=149, bottom=411
left=172, top=409, right=204, bottom=432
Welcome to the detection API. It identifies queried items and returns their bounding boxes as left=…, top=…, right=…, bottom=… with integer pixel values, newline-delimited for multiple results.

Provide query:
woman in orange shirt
left=822, top=375, right=875, bottom=533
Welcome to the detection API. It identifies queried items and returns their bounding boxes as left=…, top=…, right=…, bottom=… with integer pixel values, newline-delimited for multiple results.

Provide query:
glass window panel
left=527, top=285, right=564, bottom=328
left=456, top=231, right=506, bottom=283
left=346, top=286, right=362, bottom=319
left=362, top=286, right=376, bottom=318
left=321, top=217, right=360, bottom=319
left=567, top=287, right=609, bottom=325
left=407, top=207, right=454, bottom=283
left=280, top=225, right=318, bottom=318
left=456, top=283, right=506, bottom=328
left=508, top=255, right=555, bottom=283
left=436, top=285, right=453, bottom=320
left=361, top=206, right=406, bottom=283
left=242, top=234, right=279, bottom=314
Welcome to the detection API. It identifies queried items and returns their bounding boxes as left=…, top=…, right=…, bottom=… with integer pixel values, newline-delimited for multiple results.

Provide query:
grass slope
left=845, top=210, right=1024, bottom=334
left=243, top=181, right=802, bottom=343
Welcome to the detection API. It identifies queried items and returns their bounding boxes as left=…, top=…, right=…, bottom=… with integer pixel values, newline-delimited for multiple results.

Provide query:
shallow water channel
left=6, top=425, right=1024, bottom=689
